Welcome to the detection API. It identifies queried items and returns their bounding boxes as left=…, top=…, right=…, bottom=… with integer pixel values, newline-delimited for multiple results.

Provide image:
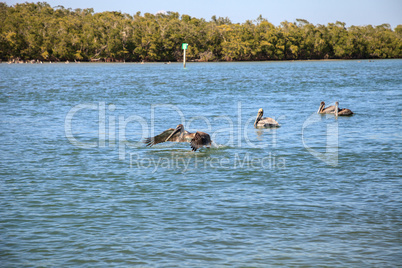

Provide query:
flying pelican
left=144, top=124, right=212, bottom=151
left=335, top=102, right=353, bottom=116
left=317, top=101, right=337, bottom=114
left=254, top=108, right=280, bottom=128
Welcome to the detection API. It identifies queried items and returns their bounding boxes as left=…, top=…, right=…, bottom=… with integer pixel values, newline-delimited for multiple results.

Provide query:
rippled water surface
left=1, top=60, right=401, bottom=267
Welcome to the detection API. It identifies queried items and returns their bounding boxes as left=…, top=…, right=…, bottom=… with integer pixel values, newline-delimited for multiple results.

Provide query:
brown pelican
left=335, top=102, right=353, bottom=116
left=144, top=124, right=212, bottom=151
left=254, top=108, right=280, bottom=128
left=317, top=101, right=337, bottom=114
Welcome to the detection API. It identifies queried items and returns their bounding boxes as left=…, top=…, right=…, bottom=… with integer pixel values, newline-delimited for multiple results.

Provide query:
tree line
left=1, top=2, right=401, bottom=62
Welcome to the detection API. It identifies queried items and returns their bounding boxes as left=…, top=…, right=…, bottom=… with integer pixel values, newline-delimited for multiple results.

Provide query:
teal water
left=0, top=60, right=401, bottom=267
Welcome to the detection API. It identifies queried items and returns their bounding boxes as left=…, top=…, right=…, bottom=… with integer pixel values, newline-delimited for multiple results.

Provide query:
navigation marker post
left=182, top=43, right=188, bottom=68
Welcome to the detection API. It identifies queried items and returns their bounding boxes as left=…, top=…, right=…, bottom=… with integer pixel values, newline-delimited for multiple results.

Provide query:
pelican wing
left=144, top=128, right=176, bottom=147
left=190, top=132, right=211, bottom=151
left=338, top=108, right=353, bottom=116
left=322, top=105, right=336, bottom=113
left=257, top=117, right=279, bottom=127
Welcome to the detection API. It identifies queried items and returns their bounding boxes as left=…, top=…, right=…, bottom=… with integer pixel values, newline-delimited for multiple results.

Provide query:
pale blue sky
left=5, top=0, right=402, bottom=28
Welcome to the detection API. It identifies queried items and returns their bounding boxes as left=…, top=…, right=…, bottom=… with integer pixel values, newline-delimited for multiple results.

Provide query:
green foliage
left=1, top=2, right=401, bottom=61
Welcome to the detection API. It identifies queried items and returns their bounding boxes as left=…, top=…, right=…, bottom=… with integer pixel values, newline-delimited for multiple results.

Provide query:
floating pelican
left=144, top=124, right=212, bottom=151
left=317, top=101, right=337, bottom=114
left=254, top=108, right=280, bottom=128
left=335, top=102, right=353, bottom=116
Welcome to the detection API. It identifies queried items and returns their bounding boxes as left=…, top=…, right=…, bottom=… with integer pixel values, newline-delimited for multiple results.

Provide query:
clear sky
left=4, top=0, right=402, bottom=28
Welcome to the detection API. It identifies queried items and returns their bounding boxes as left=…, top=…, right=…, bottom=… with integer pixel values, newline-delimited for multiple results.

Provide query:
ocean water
left=0, top=60, right=401, bottom=267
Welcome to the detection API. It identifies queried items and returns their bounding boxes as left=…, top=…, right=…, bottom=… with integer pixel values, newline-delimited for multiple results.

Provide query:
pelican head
left=165, top=124, right=184, bottom=141
left=254, top=108, right=264, bottom=127
left=317, top=101, right=325, bottom=113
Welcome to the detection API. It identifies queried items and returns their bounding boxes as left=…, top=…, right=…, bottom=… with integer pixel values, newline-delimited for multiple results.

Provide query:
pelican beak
left=335, top=102, right=339, bottom=117
left=317, top=103, right=323, bottom=114
left=165, top=126, right=180, bottom=142
left=254, top=113, right=262, bottom=127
